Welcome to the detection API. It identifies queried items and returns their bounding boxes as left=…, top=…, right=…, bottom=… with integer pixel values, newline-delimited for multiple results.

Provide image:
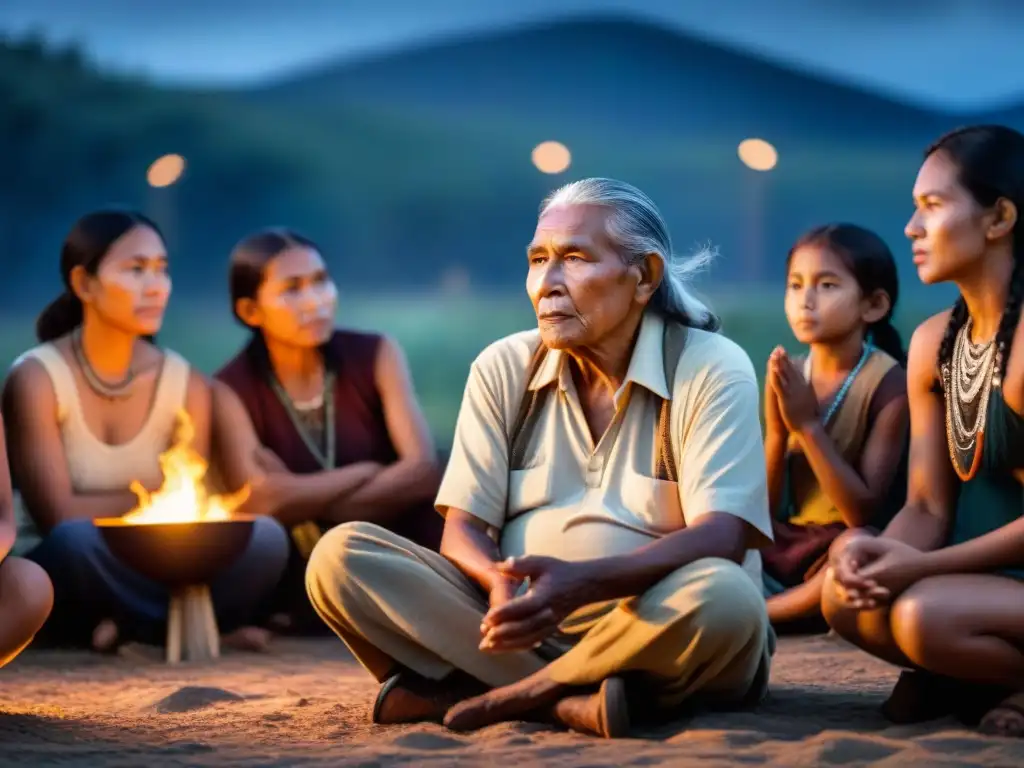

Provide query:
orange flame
left=120, top=410, right=250, bottom=525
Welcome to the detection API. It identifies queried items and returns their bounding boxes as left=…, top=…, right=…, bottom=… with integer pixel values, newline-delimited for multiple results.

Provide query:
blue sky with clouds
left=2, top=0, right=1022, bottom=111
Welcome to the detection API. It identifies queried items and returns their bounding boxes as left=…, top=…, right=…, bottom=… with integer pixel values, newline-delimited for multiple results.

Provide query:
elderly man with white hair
left=305, top=178, right=774, bottom=738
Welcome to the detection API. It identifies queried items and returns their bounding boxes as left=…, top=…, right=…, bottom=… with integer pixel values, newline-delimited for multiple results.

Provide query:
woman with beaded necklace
left=762, top=224, right=909, bottom=634
left=2, top=210, right=289, bottom=653
left=824, top=125, right=1024, bottom=737
left=212, top=228, right=443, bottom=634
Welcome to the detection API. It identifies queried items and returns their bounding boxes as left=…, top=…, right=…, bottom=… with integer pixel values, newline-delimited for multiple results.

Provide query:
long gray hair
left=540, top=178, right=720, bottom=331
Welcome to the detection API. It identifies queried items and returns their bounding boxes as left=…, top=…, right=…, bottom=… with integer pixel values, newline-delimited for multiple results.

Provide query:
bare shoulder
left=905, top=309, right=953, bottom=398
left=372, top=333, right=410, bottom=375
left=876, top=363, right=908, bottom=402
left=1000, top=307, right=1024, bottom=413
left=209, top=377, right=257, bottom=445
left=910, top=308, right=953, bottom=351
left=185, top=366, right=213, bottom=402
left=4, top=354, right=57, bottom=412
left=211, top=377, right=239, bottom=403
left=375, top=332, right=402, bottom=357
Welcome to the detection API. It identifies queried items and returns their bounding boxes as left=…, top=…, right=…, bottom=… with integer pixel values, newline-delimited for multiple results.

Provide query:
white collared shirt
left=435, top=310, right=773, bottom=584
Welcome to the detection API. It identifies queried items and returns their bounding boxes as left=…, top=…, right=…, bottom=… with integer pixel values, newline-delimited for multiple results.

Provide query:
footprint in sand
left=390, top=732, right=468, bottom=750
left=151, top=686, right=245, bottom=714
left=807, top=736, right=902, bottom=765
left=262, top=712, right=294, bottom=723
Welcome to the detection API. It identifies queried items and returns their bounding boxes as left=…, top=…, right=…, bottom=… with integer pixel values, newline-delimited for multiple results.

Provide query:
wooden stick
left=166, top=593, right=183, bottom=664
left=200, top=584, right=220, bottom=659
left=166, top=584, right=220, bottom=664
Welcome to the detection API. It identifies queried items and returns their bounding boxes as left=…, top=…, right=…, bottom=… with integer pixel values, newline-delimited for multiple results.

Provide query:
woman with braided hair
left=823, top=125, right=1024, bottom=737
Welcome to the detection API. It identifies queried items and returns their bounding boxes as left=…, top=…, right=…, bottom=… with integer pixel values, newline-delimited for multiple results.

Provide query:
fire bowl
left=94, top=517, right=254, bottom=588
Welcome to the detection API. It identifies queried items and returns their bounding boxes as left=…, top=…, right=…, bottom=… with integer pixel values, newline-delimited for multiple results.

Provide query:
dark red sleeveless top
left=215, top=330, right=442, bottom=549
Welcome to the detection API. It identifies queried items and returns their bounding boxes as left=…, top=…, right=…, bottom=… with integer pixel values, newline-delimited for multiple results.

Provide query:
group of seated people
left=1, top=123, right=1023, bottom=740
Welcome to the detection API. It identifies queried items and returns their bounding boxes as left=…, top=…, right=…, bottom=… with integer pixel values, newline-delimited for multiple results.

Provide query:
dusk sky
left=1, top=0, right=1022, bottom=111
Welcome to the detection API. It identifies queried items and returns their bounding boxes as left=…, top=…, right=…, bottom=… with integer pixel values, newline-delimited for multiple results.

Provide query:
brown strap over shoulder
left=509, top=319, right=690, bottom=478
left=508, top=338, right=549, bottom=471
left=653, top=321, right=689, bottom=482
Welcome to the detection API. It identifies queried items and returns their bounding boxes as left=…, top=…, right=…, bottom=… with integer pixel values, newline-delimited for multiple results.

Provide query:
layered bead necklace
left=943, top=317, right=998, bottom=481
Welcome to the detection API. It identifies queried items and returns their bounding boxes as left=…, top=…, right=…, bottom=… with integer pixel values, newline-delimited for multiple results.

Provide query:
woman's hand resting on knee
left=829, top=531, right=931, bottom=610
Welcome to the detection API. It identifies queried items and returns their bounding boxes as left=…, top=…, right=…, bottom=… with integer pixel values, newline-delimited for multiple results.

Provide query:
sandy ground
left=1, top=634, right=1022, bottom=767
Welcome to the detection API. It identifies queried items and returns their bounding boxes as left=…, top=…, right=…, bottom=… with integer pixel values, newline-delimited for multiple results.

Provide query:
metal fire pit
left=94, top=516, right=254, bottom=663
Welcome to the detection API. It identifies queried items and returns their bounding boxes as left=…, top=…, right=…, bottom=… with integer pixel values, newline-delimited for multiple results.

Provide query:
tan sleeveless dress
left=761, top=348, right=902, bottom=591
left=10, top=344, right=190, bottom=556
left=786, top=348, right=899, bottom=526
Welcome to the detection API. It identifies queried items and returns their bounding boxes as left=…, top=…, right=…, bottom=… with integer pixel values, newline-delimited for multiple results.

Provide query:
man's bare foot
left=550, top=677, right=629, bottom=738
left=979, top=692, right=1024, bottom=738
left=443, top=670, right=567, bottom=732
left=91, top=619, right=119, bottom=653
left=373, top=669, right=488, bottom=725
left=222, top=626, right=272, bottom=652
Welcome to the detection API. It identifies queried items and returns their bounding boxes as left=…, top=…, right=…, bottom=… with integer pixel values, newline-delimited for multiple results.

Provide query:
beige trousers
left=305, top=522, right=773, bottom=710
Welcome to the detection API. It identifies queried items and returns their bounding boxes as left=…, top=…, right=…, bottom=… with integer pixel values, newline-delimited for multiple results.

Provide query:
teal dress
left=947, top=388, right=1024, bottom=578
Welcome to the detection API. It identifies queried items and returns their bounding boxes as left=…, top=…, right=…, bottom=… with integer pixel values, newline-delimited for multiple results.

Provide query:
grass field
left=0, top=290, right=946, bottom=447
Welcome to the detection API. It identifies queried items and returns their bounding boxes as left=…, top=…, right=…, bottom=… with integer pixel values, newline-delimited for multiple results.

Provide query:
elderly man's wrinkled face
left=526, top=204, right=647, bottom=350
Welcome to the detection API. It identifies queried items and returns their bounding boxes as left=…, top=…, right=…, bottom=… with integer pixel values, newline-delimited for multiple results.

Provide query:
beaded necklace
left=267, top=370, right=336, bottom=470
left=72, top=327, right=136, bottom=400
left=802, top=344, right=873, bottom=427
left=943, top=318, right=997, bottom=481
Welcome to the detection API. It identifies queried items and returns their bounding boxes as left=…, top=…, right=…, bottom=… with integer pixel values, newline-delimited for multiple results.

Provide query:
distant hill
left=253, top=15, right=950, bottom=145
left=0, top=34, right=544, bottom=305
left=247, top=15, right=1022, bottom=290
left=3, top=16, right=1022, bottom=312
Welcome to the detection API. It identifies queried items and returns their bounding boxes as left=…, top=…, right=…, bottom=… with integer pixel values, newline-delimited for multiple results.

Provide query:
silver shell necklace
left=943, top=317, right=999, bottom=480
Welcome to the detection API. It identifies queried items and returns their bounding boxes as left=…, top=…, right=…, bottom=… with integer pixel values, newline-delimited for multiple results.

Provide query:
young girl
left=0, top=413, right=53, bottom=667
left=212, top=228, right=442, bottom=633
left=3, top=210, right=289, bottom=652
left=825, top=125, right=1024, bottom=737
left=762, top=223, right=910, bottom=633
